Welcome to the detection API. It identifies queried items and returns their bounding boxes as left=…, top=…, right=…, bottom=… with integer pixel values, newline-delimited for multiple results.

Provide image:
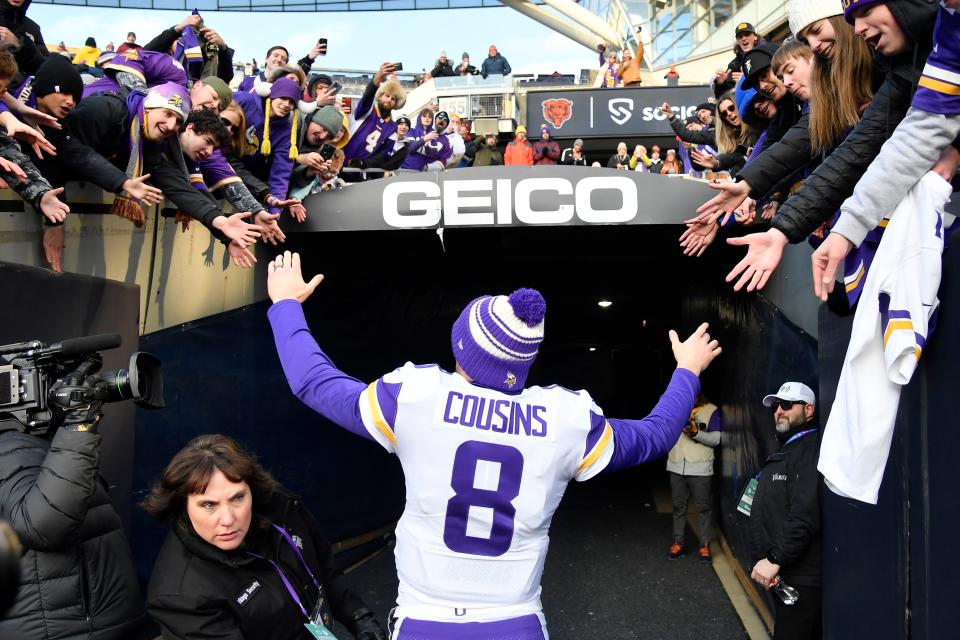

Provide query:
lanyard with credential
left=246, top=524, right=320, bottom=618
left=783, top=428, right=818, bottom=447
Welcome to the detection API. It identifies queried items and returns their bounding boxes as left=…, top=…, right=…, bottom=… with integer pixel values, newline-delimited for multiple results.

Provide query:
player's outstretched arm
left=266, top=251, right=374, bottom=440
left=601, top=324, right=722, bottom=474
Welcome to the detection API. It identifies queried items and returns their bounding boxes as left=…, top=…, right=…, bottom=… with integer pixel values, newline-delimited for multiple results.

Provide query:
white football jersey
left=819, top=172, right=954, bottom=504
left=357, top=362, right=614, bottom=612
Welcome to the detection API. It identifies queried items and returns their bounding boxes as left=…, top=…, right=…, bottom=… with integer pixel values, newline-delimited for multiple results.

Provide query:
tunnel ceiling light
left=597, top=300, right=613, bottom=308
left=589, top=347, right=597, bottom=352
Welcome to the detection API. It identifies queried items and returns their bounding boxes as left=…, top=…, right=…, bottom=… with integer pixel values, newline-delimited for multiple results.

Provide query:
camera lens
left=96, top=352, right=164, bottom=408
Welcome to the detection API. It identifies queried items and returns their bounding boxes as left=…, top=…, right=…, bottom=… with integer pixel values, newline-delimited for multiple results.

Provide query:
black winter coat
left=430, top=61, right=456, bottom=78
left=770, top=0, right=938, bottom=243
left=738, top=112, right=813, bottom=198
left=0, top=427, right=146, bottom=639
left=669, top=116, right=716, bottom=147
left=46, top=92, right=227, bottom=241
left=748, top=428, right=821, bottom=587
left=147, top=489, right=369, bottom=640
left=0, top=0, right=47, bottom=75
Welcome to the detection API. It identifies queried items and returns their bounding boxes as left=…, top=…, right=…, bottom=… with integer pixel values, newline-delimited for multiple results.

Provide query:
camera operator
left=0, top=384, right=146, bottom=638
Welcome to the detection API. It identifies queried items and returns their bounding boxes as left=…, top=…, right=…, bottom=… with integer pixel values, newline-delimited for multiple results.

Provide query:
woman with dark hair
left=143, top=434, right=386, bottom=640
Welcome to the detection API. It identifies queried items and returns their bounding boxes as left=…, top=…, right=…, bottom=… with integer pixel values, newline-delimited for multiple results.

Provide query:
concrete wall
left=0, top=184, right=263, bottom=335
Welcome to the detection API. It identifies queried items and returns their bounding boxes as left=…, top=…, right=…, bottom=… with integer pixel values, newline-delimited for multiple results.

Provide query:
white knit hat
left=788, top=0, right=843, bottom=37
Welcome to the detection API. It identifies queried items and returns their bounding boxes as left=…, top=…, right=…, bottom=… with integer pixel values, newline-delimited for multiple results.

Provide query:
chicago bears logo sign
left=542, top=98, right=573, bottom=129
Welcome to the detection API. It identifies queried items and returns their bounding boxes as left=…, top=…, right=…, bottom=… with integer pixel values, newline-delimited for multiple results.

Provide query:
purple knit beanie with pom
left=451, top=288, right=546, bottom=392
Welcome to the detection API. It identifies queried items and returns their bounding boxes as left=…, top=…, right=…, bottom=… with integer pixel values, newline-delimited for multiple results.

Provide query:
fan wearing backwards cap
left=266, top=251, right=722, bottom=639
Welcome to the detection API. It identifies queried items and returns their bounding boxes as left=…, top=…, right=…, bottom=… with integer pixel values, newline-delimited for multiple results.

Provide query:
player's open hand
left=267, top=251, right=324, bottom=303
left=669, top=322, right=721, bottom=377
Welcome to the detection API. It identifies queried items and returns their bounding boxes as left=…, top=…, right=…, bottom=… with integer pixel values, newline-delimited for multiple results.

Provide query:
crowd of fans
left=0, top=0, right=955, bottom=291
left=0, top=3, right=797, bottom=276
left=0, top=3, right=528, bottom=271
left=422, top=45, right=510, bottom=80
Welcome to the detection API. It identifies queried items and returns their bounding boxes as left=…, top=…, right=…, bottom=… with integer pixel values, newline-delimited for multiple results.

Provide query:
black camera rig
left=0, top=333, right=164, bottom=434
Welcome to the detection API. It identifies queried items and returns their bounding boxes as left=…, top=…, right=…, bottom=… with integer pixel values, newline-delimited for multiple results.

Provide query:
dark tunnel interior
left=280, top=223, right=736, bottom=418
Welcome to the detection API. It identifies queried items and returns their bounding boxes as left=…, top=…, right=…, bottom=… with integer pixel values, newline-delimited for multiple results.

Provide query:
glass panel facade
left=576, top=0, right=748, bottom=67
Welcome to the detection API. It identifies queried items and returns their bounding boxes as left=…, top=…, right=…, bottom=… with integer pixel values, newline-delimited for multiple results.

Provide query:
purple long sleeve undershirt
left=268, top=299, right=372, bottom=440
left=603, top=368, right=700, bottom=474
left=268, top=300, right=700, bottom=470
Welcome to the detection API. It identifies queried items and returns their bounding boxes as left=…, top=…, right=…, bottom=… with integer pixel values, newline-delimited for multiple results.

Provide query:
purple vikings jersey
left=342, top=102, right=397, bottom=163
left=83, top=50, right=187, bottom=98
left=358, top=363, right=613, bottom=615
left=913, top=4, right=960, bottom=116
left=401, top=135, right=452, bottom=171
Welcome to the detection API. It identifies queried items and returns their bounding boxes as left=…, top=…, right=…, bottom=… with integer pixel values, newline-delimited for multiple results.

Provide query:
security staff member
left=745, top=381, right=822, bottom=640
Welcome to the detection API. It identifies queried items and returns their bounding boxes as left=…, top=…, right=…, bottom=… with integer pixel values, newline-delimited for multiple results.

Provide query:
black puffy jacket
left=0, top=0, right=47, bottom=75
left=747, top=428, right=822, bottom=588
left=770, top=0, right=938, bottom=243
left=147, top=488, right=373, bottom=640
left=0, top=427, right=146, bottom=639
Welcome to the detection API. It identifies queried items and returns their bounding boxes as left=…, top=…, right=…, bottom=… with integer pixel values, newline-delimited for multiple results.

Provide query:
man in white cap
left=266, top=251, right=722, bottom=639
left=745, top=381, right=822, bottom=640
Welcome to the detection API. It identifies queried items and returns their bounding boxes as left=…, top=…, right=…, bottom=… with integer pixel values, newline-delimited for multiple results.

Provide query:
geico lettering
left=515, top=177, right=574, bottom=224
left=444, top=179, right=494, bottom=226
left=383, top=181, right=441, bottom=228
left=382, top=177, right=638, bottom=227
left=575, top=176, right=637, bottom=223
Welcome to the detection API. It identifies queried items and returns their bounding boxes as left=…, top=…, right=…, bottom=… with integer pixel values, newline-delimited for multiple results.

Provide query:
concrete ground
left=338, top=466, right=750, bottom=640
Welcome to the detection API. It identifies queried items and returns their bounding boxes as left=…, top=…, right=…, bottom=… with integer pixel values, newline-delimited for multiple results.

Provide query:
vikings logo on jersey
left=245, top=126, right=260, bottom=153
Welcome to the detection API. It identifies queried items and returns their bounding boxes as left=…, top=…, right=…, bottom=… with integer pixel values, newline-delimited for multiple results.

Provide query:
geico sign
left=382, top=177, right=638, bottom=228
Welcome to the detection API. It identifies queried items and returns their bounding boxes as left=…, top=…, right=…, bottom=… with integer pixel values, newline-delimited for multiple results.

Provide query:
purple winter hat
left=842, top=0, right=885, bottom=24
left=269, top=77, right=302, bottom=103
left=451, top=288, right=546, bottom=392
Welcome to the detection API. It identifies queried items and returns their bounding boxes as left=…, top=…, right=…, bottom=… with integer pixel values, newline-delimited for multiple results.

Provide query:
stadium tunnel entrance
left=131, top=169, right=818, bottom=638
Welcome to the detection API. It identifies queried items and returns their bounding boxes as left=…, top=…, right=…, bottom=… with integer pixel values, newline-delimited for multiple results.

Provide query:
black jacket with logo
left=0, top=427, right=147, bottom=640
left=146, top=488, right=369, bottom=640
left=748, top=428, right=821, bottom=587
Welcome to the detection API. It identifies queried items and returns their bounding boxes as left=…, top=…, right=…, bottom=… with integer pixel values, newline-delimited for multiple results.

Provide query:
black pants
left=669, top=472, right=714, bottom=544
left=773, top=585, right=822, bottom=640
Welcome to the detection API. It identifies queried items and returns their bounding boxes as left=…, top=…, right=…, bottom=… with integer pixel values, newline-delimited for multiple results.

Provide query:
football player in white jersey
left=266, top=251, right=722, bottom=639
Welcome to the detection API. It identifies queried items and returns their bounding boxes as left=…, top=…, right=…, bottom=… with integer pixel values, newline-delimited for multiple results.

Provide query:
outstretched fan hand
left=725, top=228, right=790, bottom=292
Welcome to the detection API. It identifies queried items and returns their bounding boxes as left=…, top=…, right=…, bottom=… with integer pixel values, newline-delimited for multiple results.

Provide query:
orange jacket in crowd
left=617, top=42, right=644, bottom=86
left=504, top=139, right=534, bottom=166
